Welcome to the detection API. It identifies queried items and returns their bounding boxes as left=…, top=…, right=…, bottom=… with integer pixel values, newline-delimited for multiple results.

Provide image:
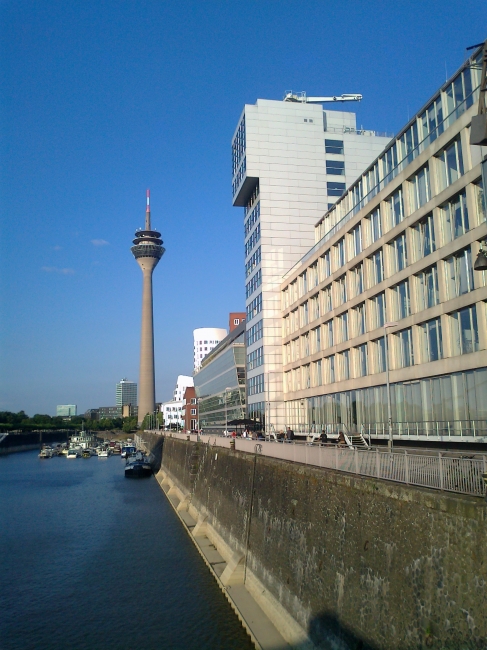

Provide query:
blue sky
left=1, top=0, right=486, bottom=415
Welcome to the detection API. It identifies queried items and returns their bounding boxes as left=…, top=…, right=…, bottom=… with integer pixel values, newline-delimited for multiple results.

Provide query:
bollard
left=230, top=439, right=236, bottom=451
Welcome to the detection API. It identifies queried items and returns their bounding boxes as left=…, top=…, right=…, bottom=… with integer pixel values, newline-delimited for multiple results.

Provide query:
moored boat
left=66, top=447, right=81, bottom=458
left=124, top=452, right=152, bottom=478
left=39, top=447, right=53, bottom=459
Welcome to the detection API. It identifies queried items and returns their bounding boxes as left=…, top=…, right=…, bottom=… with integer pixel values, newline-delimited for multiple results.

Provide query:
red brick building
left=229, top=312, right=245, bottom=332
left=182, top=386, right=198, bottom=432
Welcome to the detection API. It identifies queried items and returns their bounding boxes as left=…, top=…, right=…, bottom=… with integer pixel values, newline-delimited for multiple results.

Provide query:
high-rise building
left=193, top=327, right=227, bottom=372
left=280, top=47, right=487, bottom=440
left=232, top=97, right=392, bottom=430
left=131, top=190, right=165, bottom=424
left=116, top=379, right=137, bottom=407
left=56, top=404, right=77, bottom=417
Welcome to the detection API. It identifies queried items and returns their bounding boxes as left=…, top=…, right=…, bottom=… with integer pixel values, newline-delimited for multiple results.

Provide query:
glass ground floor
left=284, top=367, right=487, bottom=432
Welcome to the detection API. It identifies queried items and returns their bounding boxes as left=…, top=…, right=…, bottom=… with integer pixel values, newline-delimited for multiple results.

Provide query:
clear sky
left=1, top=0, right=486, bottom=415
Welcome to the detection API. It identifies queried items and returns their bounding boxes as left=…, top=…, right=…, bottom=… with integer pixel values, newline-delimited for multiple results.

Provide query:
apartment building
left=232, top=97, right=391, bottom=430
left=280, top=47, right=486, bottom=435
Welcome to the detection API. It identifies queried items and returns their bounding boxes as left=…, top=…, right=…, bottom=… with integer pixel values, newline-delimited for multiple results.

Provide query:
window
left=247, top=346, right=264, bottom=370
left=311, top=294, right=320, bottom=321
left=312, top=326, right=321, bottom=353
left=419, top=96, right=444, bottom=142
left=437, top=138, right=464, bottom=190
left=245, top=247, right=261, bottom=278
left=374, top=337, right=386, bottom=373
left=245, top=223, right=261, bottom=257
left=299, top=271, right=308, bottom=297
left=351, top=223, right=362, bottom=256
left=244, top=201, right=260, bottom=237
left=413, top=213, right=435, bottom=258
left=191, top=398, right=197, bottom=404
left=340, top=350, right=350, bottom=381
left=444, top=247, right=474, bottom=299
left=391, top=233, right=408, bottom=272
left=325, top=139, right=344, bottom=154
left=300, top=301, right=309, bottom=327
left=336, top=275, right=347, bottom=305
left=248, top=374, right=264, bottom=396
left=326, top=160, right=345, bottom=175
left=415, top=265, right=439, bottom=310
left=246, top=319, right=263, bottom=345
left=371, top=292, right=386, bottom=329
left=246, top=268, right=262, bottom=298
left=421, top=318, right=443, bottom=362
left=246, top=293, right=262, bottom=320
left=387, top=188, right=404, bottom=228
left=350, top=263, right=364, bottom=296
left=301, top=333, right=310, bottom=357
left=322, top=285, right=333, bottom=313
left=370, top=249, right=384, bottom=284
left=392, top=280, right=410, bottom=320
left=302, top=364, right=311, bottom=389
left=190, top=408, right=197, bottom=416
left=396, top=328, right=414, bottom=368
left=313, top=359, right=322, bottom=387
left=450, top=306, right=479, bottom=355
left=356, top=302, right=367, bottom=336
left=355, top=343, right=368, bottom=377
left=323, top=319, right=334, bottom=349
left=335, top=238, right=345, bottom=267
left=324, top=355, right=335, bottom=384
left=368, top=208, right=382, bottom=243
left=338, top=312, right=349, bottom=343
left=327, top=181, right=346, bottom=197
left=411, top=165, right=431, bottom=210
left=440, top=191, right=469, bottom=243
left=310, top=263, right=319, bottom=288
left=320, top=251, right=331, bottom=280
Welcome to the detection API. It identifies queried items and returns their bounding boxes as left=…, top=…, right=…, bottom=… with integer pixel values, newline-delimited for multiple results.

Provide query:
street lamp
left=474, top=241, right=487, bottom=271
left=384, top=322, right=398, bottom=452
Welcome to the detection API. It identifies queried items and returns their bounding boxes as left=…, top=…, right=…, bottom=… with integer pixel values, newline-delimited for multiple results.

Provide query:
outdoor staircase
left=344, top=433, right=369, bottom=449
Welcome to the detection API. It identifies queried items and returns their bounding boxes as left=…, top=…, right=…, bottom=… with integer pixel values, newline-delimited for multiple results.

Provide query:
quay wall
left=158, top=437, right=487, bottom=650
left=0, top=431, right=69, bottom=455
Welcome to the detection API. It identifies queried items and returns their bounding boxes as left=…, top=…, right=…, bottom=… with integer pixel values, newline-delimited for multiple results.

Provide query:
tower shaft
left=138, top=267, right=156, bottom=423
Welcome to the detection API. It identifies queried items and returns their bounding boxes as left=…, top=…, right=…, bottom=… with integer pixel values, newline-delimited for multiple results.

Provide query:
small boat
left=121, top=445, right=136, bottom=458
left=82, top=449, right=91, bottom=458
left=125, top=452, right=152, bottom=478
left=39, top=447, right=53, bottom=459
left=97, top=448, right=109, bottom=457
left=66, top=448, right=80, bottom=459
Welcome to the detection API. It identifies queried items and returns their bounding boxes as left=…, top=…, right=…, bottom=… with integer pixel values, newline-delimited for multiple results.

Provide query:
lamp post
left=384, top=322, right=398, bottom=452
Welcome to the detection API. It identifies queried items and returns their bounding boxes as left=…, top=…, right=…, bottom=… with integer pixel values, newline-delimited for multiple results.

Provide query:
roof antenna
left=145, top=189, right=151, bottom=230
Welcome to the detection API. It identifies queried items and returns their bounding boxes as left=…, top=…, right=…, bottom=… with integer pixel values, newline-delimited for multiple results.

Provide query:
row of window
left=246, top=293, right=262, bottom=321
left=248, top=373, right=265, bottom=396
left=284, top=183, right=481, bottom=310
left=284, top=244, right=480, bottom=337
left=246, top=269, right=262, bottom=299
left=247, top=346, right=264, bottom=370
left=247, top=319, right=263, bottom=346
left=314, top=59, right=480, bottom=237
left=232, top=115, right=246, bottom=176
left=244, top=181, right=260, bottom=215
left=326, top=160, right=345, bottom=176
left=232, top=157, right=246, bottom=197
left=244, top=201, right=260, bottom=237
left=245, top=223, right=261, bottom=258
left=245, top=246, right=261, bottom=278
left=284, top=305, right=480, bottom=392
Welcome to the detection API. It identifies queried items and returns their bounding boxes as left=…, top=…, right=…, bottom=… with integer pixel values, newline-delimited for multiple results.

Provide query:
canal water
left=0, top=450, right=254, bottom=650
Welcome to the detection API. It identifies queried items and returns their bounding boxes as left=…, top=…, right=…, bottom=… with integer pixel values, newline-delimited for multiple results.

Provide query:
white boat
left=66, top=447, right=81, bottom=458
left=39, top=447, right=53, bottom=459
left=97, top=448, right=109, bottom=457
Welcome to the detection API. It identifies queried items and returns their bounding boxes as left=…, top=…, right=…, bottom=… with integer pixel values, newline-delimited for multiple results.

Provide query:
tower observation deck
left=131, top=190, right=165, bottom=425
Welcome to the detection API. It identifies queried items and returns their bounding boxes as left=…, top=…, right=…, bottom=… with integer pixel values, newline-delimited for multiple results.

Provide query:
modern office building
left=56, top=404, right=77, bottom=417
left=131, top=190, right=165, bottom=424
left=194, top=320, right=246, bottom=433
left=232, top=97, right=392, bottom=428
left=193, top=327, right=227, bottom=372
left=98, top=406, right=122, bottom=419
left=115, top=378, right=137, bottom=408
left=280, top=47, right=486, bottom=438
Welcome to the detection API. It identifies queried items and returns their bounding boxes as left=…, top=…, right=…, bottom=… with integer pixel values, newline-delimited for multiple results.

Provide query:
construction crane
left=283, top=91, right=362, bottom=104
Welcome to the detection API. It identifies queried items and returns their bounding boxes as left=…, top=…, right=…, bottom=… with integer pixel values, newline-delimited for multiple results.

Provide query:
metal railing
left=164, top=431, right=486, bottom=498
left=362, top=420, right=487, bottom=439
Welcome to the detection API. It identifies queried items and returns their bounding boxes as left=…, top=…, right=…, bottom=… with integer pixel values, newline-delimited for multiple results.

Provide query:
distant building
left=193, top=328, right=227, bottom=372
left=84, top=409, right=99, bottom=420
left=56, top=404, right=77, bottom=417
left=161, top=400, right=184, bottom=429
left=194, top=321, right=246, bottom=434
left=182, top=386, right=198, bottom=431
left=116, top=379, right=137, bottom=408
left=229, top=312, right=246, bottom=332
left=98, top=406, right=122, bottom=419
left=122, top=404, right=138, bottom=418
left=172, top=375, right=194, bottom=401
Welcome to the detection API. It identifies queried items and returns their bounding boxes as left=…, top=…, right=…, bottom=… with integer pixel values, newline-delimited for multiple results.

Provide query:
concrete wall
left=158, top=437, right=486, bottom=649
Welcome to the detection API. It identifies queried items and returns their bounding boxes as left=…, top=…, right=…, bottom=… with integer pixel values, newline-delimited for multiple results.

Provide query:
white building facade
left=280, top=49, right=487, bottom=439
left=193, top=328, right=227, bottom=372
left=160, top=375, right=194, bottom=429
left=232, top=98, right=391, bottom=430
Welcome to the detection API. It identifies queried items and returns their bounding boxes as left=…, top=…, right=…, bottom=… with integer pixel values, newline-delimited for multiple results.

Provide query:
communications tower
left=131, top=190, right=165, bottom=425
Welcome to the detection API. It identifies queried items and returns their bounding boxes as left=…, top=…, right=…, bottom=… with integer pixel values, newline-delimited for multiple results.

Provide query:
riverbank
left=147, top=435, right=487, bottom=650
